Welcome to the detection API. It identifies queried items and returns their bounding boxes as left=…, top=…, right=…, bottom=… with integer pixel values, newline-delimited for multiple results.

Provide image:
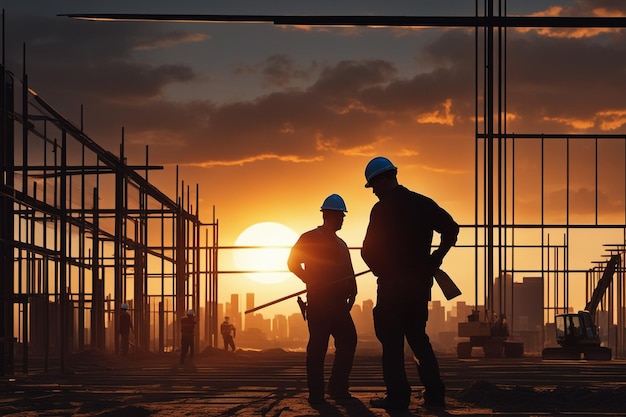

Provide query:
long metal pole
left=245, top=270, right=371, bottom=314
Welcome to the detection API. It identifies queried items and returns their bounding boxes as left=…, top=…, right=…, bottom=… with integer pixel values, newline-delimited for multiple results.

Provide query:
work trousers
left=223, top=335, right=235, bottom=352
left=306, top=306, right=357, bottom=398
left=180, top=335, right=194, bottom=364
left=373, top=292, right=444, bottom=403
left=120, top=332, right=130, bottom=356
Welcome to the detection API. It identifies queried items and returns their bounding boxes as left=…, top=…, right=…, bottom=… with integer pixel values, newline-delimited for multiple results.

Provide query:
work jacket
left=288, top=226, right=356, bottom=309
left=181, top=316, right=196, bottom=337
left=362, top=185, right=459, bottom=300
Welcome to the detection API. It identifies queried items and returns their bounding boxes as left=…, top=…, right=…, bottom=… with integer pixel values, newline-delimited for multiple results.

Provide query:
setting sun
left=233, top=222, right=299, bottom=284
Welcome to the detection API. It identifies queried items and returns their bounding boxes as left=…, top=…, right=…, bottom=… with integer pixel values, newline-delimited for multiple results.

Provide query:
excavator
left=542, top=254, right=621, bottom=360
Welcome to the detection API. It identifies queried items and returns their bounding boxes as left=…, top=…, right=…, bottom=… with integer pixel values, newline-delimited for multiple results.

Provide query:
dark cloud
left=235, top=54, right=316, bottom=87
left=5, top=15, right=204, bottom=104
left=153, top=60, right=397, bottom=163
left=5, top=10, right=626, bottom=172
left=504, top=31, right=626, bottom=131
left=310, top=60, right=396, bottom=96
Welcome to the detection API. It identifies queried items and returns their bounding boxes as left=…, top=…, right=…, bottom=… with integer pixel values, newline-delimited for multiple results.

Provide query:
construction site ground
left=2, top=347, right=626, bottom=416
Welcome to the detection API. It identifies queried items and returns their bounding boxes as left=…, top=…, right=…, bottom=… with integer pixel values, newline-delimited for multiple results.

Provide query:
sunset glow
left=233, top=222, right=299, bottom=284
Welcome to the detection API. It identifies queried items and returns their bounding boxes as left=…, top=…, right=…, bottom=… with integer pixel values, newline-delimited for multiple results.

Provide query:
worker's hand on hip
left=429, top=249, right=444, bottom=270
left=347, top=295, right=355, bottom=311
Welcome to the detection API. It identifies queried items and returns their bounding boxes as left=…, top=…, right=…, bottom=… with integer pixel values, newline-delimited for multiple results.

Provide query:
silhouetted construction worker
left=220, top=316, right=236, bottom=352
left=288, top=194, right=357, bottom=405
left=361, top=156, right=459, bottom=410
left=180, top=309, right=196, bottom=365
left=119, top=303, right=133, bottom=356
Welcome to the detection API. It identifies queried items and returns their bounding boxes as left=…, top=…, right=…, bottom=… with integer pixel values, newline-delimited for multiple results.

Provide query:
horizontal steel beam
left=60, top=14, right=626, bottom=28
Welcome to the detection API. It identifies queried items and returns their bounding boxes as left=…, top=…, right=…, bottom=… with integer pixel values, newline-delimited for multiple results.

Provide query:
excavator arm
left=584, top=254, right=621, bottom=315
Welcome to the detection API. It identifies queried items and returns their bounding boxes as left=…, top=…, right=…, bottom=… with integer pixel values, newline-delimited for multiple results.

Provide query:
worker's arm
left=287, top=235, right=309, bottom=283
left=430, top=206, right=459, bottom=269
left=361, top=204, right=388, bottom=275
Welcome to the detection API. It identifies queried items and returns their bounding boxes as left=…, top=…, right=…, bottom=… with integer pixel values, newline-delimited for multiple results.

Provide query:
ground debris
left=91, top=405, right=153, bottom=417
left=456, top=380, right=626, bottom=412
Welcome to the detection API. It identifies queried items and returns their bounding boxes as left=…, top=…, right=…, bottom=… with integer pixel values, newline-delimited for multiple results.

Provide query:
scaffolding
left=1, top=27, right=219, bottom=375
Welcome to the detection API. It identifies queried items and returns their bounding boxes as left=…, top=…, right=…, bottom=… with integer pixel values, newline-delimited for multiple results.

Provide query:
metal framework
left=0, top=20, right=219, bottom=375
left=2, top=0, right=626, bottom=373
left=72, top=0, right=626, bottom=357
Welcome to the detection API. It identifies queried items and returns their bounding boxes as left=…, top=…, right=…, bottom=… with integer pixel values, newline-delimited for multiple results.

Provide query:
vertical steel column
left=0, top=61, right=16, bottom=377
left=212, top=212, right=219, bottom=347
left=193, top=186, right=200, bottom=353
left=59, top=130, right=68, bottom=373
left=91, top=187, right=105, bottom=350
left=159, top=202, right=165, bottom=353
left=78, top=145, right=86, bottom=352
left=114, top=141, right=124, bottom=354
left=175, top=199, right=186, bottom=348
left=20, top=43, right=29, bottom=372
left=485, top=0, right=495, bottom=312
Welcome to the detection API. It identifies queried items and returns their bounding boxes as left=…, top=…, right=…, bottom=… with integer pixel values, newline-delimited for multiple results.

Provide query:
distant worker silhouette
left=180, top=309, right=196, bottom=365
left=287, top=194, right=358, bottom=405
left=361, top=156, right=459, bottom=410
left=119, top=303, right=133, bottom=356
left=220, top=316, right=236, bottom=352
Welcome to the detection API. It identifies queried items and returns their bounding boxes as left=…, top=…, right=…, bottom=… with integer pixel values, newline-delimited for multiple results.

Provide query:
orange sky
left=5, top=2, right=626, bottom=320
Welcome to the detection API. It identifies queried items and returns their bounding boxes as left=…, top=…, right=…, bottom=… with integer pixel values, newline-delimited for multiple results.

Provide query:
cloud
left=415, top=99, right=456, bottom=126
left=543, top=186, right=625, bottom=218
left=5, top=15, right=204, bottom=104
left=6, top=12, right=626, bottom=176
left=132, top=32, right=210, bottom=51
left=234, top=54, right=316, bottom=87
left=187, top=153, right=322, bottom=168
left=496, top=31, right=626, bottom=133
left=516, top=1, right=626, bottom=39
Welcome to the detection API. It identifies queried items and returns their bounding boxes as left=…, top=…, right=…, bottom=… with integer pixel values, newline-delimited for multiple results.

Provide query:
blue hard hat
left=364, top=156, right=397, bottom=187
left=320, top=194, right=347, bottom=212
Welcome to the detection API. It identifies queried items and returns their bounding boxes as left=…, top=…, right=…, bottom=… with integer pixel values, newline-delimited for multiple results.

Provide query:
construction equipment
left=542, top=254, right=621, bottom=360
left=457, top=310, right=524, bottom=359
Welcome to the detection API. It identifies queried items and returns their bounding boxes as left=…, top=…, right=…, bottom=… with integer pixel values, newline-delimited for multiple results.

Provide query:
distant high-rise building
left=272, top=314, right=288, bottom=339
left=493, top=274, right=543, bottom=333
left=428, top=300, right=447, bottom=340
left=229, top=293, right=241, bottom=330
left=514, top=277, right=543, bottom=331
left=245, top=293, right=255, bottom=330
left=288, top=312, right=308, bottom=341
left=246, top=293, right=254, bottom=311
left=455, top=301, right=475, bottom=323
left=360, top=299, right=375, bottom=337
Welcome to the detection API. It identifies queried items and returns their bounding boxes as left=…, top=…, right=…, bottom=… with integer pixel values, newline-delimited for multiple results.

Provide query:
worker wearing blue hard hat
left=288, top=193, right=357, bottom=405
left=362, top=156, right=459, bottom=410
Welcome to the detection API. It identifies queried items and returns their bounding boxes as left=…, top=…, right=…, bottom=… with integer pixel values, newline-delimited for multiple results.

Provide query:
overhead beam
left=59, top=14, right=626, bottom=28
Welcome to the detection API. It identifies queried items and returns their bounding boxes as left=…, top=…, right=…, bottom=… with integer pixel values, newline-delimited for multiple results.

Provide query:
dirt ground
left=2, top=347, right=626, bottom=416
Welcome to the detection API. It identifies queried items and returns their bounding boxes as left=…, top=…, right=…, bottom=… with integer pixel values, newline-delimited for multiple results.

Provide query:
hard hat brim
left=365, top=165, right=398, bottom=188
left=364, top=165, right=396, bottom=187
